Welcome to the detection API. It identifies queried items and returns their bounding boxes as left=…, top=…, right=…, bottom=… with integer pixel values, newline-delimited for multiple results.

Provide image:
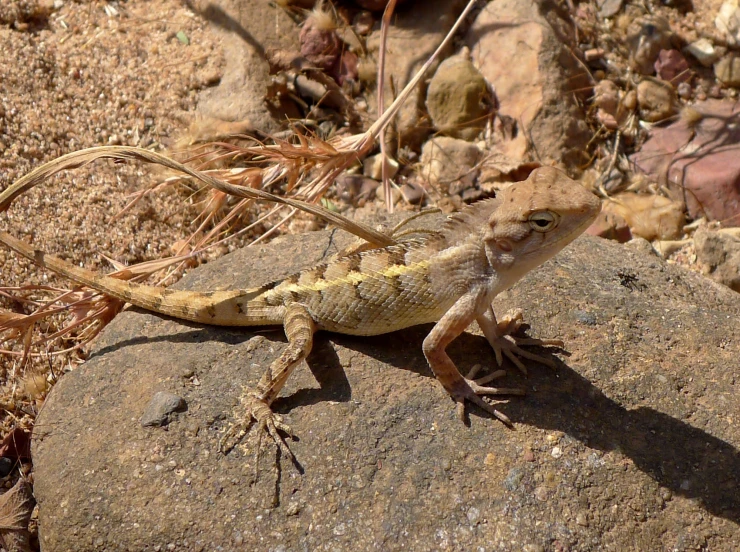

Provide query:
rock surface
left=466, top=0, right=591, bottom=167
left=193, top=0, right=301, bottom=134
left=419, top=137, right=482, bottom=196
left=694, top=225, right=740, bottom=291
left=602, top=192, right=685, bottom=241
left=32, top=229, right=740, bottom=550
left=364, top=0, right=467, bottom=149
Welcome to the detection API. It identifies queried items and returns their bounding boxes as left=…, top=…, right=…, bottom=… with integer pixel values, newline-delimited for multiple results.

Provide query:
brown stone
left=714, top=54, right=740, bottom=87
left=586, top=209, right=632, bottom=242
left=603, top=192, right=685, bottom=241
left=694, top=225, right=740, bottom=291
left=426, top=53, right=494, bottom=141
left=466, top=0, right=590, bottom=166
left=636, top=78, right=677, bottom=122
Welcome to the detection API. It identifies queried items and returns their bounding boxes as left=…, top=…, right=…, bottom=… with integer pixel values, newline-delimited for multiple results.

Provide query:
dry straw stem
left=375, top=0, right=480, bottom=211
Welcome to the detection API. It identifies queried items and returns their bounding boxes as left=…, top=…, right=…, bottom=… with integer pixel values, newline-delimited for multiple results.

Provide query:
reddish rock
left=630, top=99, right=740, bottom=226
left=587, top=210, right=632, bottom=242
left=654, top=49, right=691, bottom=84
left=300, top=13, right=341, bottom=71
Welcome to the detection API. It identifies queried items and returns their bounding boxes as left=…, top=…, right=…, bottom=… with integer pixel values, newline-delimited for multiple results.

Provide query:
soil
left=0, top=0, right=225, bottom=434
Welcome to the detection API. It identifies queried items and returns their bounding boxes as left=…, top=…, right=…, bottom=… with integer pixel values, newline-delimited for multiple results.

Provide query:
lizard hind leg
left=219, top=303, right=316, bottom=470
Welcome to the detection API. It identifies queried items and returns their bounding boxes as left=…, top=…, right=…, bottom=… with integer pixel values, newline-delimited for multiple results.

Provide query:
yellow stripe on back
left=276, top=258, right=431, bottom=295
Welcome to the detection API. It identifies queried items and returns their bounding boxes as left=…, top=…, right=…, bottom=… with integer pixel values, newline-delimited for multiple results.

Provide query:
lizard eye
left=528, top=210, right=559, bottom=232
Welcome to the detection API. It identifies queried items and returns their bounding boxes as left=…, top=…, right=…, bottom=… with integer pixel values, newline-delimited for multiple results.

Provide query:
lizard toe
left=220, top=393, right=298, bottom=472
left=449, top=380, right=520, bottom=427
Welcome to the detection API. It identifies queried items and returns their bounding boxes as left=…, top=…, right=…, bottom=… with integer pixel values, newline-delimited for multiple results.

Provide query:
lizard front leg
left=220, top=302, right=315, bottom=465
left=422, top=293, right=524, bottom=426
left=476, top=306, right=563, bottom=375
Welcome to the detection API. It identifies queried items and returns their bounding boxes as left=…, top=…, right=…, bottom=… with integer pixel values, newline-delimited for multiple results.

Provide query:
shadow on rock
left=336, top=327, right=740, bottom=526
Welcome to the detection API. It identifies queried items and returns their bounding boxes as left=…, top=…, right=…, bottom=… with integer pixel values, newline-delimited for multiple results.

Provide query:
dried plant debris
left=0, top=479, right=35, bottom=552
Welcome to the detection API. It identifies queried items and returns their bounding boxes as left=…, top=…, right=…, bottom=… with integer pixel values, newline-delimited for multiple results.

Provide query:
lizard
left=0, top=166, right=601, bottom=461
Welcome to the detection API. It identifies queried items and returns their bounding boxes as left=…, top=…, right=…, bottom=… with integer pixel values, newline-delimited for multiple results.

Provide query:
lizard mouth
left=550, top=205, right=600, bottom=248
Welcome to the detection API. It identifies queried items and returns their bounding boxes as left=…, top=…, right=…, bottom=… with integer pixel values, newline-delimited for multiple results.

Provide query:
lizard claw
left=219, top=391, right=298, bottom=469
left=451, top=378, right=524, bottom=427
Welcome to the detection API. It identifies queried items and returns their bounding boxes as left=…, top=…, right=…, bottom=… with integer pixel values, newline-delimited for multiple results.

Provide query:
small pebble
left=140, top=391, right=186, bottom=427
left=574, top=311, right=597, bottom=325
left=522, top=447, right=535, bottom=462
left=534, top=486, right=550, bottom=501
left=714, top=54, right=740, bottom=86
left=467, top=506, right=481, bottom=523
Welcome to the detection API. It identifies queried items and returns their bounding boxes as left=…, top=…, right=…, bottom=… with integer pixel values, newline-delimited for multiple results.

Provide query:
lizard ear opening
left=528, top=210, right=559, bottom=233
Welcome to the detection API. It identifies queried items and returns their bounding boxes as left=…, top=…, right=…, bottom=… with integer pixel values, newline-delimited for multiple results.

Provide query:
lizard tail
left=0, top=231, right=282, bottom=326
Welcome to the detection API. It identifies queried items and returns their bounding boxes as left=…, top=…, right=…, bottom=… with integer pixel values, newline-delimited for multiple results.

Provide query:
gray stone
left=715, top=0, right=740, bottom=45
left=139, top=391, right=186, bottom=427
left=684, top=38, right=719, bottom=68
left=195, top=0, right=301, bottom=134
left=694, top=226, right=740, bottom=292
left=596, top=0, right=622, bottom=18
left=364, top=0, right=468, bottom=149
left=0, top=457, right=12, bottom=478
left=32, top=228, right=740, bottom=550
left=419, top=136, right=482, bottom=196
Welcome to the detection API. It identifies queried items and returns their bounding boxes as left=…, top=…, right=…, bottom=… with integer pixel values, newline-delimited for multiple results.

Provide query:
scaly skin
left=0, top=166, right=601, bottom=463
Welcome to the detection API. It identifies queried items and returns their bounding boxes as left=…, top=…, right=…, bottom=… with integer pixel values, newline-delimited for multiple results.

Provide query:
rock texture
left=631, top=99, right=740, bottom=226
left=364, top=0, right=468, bottom=149
left=32, top=229, right=740, bottom=550
left=426, top=53, right=493, bottom=141
left=193, top=0, right=301, bottom=134
left=466, top=0, right=591, bottom=167
left=694, top=226, right=740, bottom=292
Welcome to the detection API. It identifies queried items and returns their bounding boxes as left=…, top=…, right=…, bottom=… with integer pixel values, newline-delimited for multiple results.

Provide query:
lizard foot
left=219, top=391, right=297, bottom=468
left=487, top=309, right=563, bottom=375
left=451, top=375, right=525, bottom=427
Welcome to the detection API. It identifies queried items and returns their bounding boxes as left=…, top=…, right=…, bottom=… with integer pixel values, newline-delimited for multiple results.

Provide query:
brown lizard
left=0, top=166, right=600, bottom=461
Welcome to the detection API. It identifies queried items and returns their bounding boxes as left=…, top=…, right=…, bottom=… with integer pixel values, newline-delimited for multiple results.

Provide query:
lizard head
left=483, top=166, right=601, bottom=287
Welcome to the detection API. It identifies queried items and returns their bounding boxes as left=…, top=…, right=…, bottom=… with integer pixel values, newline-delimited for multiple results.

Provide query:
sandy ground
left=0, top=0, right=224, bottom=431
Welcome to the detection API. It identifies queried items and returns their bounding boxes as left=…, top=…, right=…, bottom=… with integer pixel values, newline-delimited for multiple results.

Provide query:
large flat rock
left=32, top=230, right=740, bottom=551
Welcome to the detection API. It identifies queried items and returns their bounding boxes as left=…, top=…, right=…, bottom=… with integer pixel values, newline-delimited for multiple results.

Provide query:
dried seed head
left=680, top=106, right=704, bottom=128
left=19, top=371, right=49, bottom=400
left=307, top=2, right=336, bottom=31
